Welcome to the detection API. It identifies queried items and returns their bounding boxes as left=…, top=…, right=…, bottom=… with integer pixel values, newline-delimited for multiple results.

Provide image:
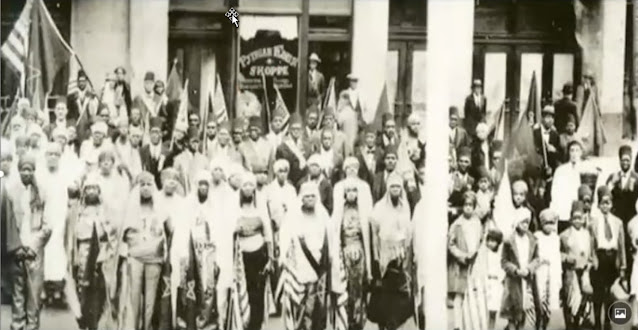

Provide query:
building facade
left=0, top=0, right=632, bottom=153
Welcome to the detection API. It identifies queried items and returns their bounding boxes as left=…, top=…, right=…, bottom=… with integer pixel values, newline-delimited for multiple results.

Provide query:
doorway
left=387, top=40, right=426, bottom=127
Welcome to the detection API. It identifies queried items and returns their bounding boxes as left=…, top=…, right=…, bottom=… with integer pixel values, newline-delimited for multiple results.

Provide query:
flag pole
left=261, top=73, right=271, bottom=130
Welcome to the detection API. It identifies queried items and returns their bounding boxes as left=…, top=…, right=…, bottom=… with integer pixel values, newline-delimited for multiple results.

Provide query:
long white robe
left=41, top=169, right=71, bottom=281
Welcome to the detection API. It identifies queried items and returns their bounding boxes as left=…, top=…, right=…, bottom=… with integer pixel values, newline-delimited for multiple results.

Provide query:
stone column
left=71, top=0, right=129, bottom=86
left=599, top=0, right=626, bottom=153
left=422, top=1, right=474, bottom=329
left=128, top=0, right=169, bottom=96
left=351, top=0, right=389, bottom=123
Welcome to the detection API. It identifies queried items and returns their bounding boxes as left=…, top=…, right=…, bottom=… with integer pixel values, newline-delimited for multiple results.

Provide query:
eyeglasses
left=207, top=126, right=216, bottom=130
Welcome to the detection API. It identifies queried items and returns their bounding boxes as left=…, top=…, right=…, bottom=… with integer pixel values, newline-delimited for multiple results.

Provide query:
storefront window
left=237, top=15, right=298, bottom=129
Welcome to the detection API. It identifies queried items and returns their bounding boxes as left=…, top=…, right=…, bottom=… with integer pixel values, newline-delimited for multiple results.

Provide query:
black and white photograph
left=0, top=0, right=637, bottom=329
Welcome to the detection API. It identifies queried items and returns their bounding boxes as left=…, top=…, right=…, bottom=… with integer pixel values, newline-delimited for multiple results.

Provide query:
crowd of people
left=0, top=62, right=426, bottom=330
left=447, top=78, right=638, bottom=330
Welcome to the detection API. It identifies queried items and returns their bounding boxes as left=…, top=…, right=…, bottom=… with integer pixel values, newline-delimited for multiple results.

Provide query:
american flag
left=272, top=83, right=290, bottom=127
left=1, top=0, right=34, bottom=92
left=225, top=237, right=250, bottom=330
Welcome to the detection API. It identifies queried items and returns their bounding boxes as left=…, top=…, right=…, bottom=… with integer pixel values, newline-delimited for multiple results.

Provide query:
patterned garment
left=344, top=246, right=366, bottom=330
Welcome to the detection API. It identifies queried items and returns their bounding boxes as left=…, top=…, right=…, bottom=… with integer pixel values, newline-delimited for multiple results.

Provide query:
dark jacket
left=554, top=97, right=579, bottom=134
left=140, top=143, right=170, bottom=189
left=356, top=145, right=385, bottom=188
left=500, top=232, right=541, bottom=321
left=275, top=140, right=311, bottom=186
left=296, top=175, right=333, bottom=215
left=532, top=126, right=562, bottom=174
left=607, top=171, right=638, bottom=224
left=450, top=126, right=471, bottom=151
left=463, top=94, right=487, bottom=137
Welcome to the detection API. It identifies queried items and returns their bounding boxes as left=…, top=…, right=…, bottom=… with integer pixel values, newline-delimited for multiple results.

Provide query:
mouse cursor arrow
left=231, top=16, right=239, bottom=28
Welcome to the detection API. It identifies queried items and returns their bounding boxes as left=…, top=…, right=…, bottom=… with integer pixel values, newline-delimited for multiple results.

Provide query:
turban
left=407, top=112, right=421, bottom=125
left=486, top=228, right=503, bottom=244
left=566, top=114, right=576, bottom=124
left=161, top=168, right=179, bottom=184
left=98, top=149, right=116, bottom=163
left=578, top=185, right=592, bottom=200
left=386, top=172, right=403, bottom=188
left=91, top=122, right=108, bottom=135
left=209, top=158, right=228, bottom=172
left=273, top=159, right=290, bottom=172
left=14, top=135, right=29, bottom=147
left=45, top=142, right=62, bottom=154
left=571, top=201, right=585, bottom=216
left=227, top=163, right=245, bottom=179
left=597, top=185, right=611, bottom=201
left=514, top=207, right=532, bottom=225
left=512, top=180, right=528, bottom=193
left=241, top=172, right=257, bottom=188
left=541, top=105, right=555, bottom=115
left=619, top=145, right=632, bottom=158
left=307, top=154, right=321, bottom=167
left=252, top=163, right=268, bottom=174
left=18, top=154, right=36, bottom=170
left=136, top=171, right=155, bottom=185
left=475, top=123, right=489, bottom=135
left=477, top=166, right=490, bottom=180
left=194, top=170, right=211, bottom=184
left=342, top=157, right=359, bottom=172
left=11, top=116, right=26, bottom=130
left=539, top=209, right=558, bottom=225
left=51, top=127, right=67, bottom=140
left=27, top=124, right=44, bottom=137
left=299, top=181, right=319, bottom=198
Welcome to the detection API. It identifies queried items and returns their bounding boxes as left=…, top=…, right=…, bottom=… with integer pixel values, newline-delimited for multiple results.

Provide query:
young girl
left=534, top=209, right=562, bottom=330
left=484, top=228, right=505, bottom=330
left=448, top=191, right=484, bottom=330
left=501, top=207, right=540, bottom=330
left=476, top=167, right=494, bottom=225
left=560, top=201, right=594, bottom=329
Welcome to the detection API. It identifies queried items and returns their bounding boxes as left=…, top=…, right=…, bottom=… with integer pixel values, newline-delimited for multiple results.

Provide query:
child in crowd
left=560, top=201, right=594, bottom=329
left=501, top=207, right=540, bottom=330
left=476, top=167, right=494, bottom=225
left=512, top=180, right=539, bottom=232
left=448, top=147, right=475, bottom=223
left=448, top=191, right=483, bottom=330
left=534, top=209, right=562, bottom=330
left=591, top=186, right=626, bottom=330
left=559, top=114, right=577, bottom=162
left=485, top=228, right=505, bottom=330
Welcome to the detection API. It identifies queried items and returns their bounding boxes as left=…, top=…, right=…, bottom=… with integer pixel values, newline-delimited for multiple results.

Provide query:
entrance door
left=387, top=41, right=426, bottom=127
left=473, top=43, right=579, bottom=140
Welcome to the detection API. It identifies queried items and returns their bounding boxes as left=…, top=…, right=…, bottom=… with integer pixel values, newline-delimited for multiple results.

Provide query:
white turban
left=194, top=170, right=211, bottom=185
left=241, top=172, right=257, bottom=188
left=299, top=181, right=319, bottom=198
left=514, top=207, right=532, bottom=224
left=307, top=154, right=321, bottom=167
left=91, top=122, right=108, bottom=135
left=51, top=127, right=68, bottom=140
left=273, top=159, right=290, bottom=172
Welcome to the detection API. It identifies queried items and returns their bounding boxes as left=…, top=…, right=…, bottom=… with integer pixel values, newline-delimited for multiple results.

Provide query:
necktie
left=604, top=216, right=612, bottom=241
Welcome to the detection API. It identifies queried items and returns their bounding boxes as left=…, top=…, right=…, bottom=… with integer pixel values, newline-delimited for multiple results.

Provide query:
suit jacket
left=463, top=94, right=487, bottom=137
left=533, top=127, right=562, bottom=173
left=450, top=126, right=471, bottom=151
left=553, top=97, right=579, bottom=134
left=372, top=170, right=398, bottom=203
left=588, top=213, right=627, bottom=271
left=500, top=232, right=541, bottom=319
left=140, top=143, right=170, bottom=189
left=607, top=171, right=638, bottom=223
left=355, top=145, right=385, bottom=188
left=307, top=70, right=326, bottom=107
left=276, top=138, right=311, bottom=185
left=67, top=90, right=98, bottom=122
left=296, top=176, right=333, bottom=214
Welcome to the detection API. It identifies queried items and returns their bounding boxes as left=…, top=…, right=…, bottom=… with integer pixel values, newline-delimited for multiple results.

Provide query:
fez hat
left=381, top=112, right=394, bottom=125
left=449, top=106, right=460, bottom=117
left=289, top=112, right=302, bottom=125
left=597, top=185, right=611, bottom=201
left=77, top=70, right=88, bottom=80
left=248, top=116, right=261, bottom=129
left=456, top=146, right=471, bottom=159
left=346, top=73, right=358, bottom=81
left=541, top=105, right=555, bottom=116
left=562, top=83, right=574, bottom=95
left=186, top=127, right=200, bottom=141
left=144, top=71, right=155, bottom=81
left=486, top=228, right=503, bottom=244
left=571, top=201, right=585, bottom=216
left=149, top=117, right=163, bottom=130
left=619, top=144, right=632, bottom=158
left=472, top=79, right=482, bottom=87
left=309, top=53, right=321, bottom=63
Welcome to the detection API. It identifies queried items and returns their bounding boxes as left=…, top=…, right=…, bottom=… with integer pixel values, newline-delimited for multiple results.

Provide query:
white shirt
left=149, top=142, right=162, bottom=160
left=473, top=93, right=482, bottom=107
left=481, top=141, right=490, bottom=169
left=541, top=126, right=551, bottom=145
left=551, top=162, right=582, bottom=221
left=319, top=147, right=334, bottom=176
left=621, top=170, right=631, bottom=190
left=348, top=88, right=360, bottom=110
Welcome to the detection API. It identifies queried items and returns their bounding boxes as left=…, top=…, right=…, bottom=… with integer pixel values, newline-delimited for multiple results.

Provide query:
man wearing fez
left=607, top=145, right=638, bottom=224
left=174, top=127, right=209, bottom=194
left=376, top=113, right=400, bottom=154
left=356, top=125, right=385, bottom=188
left=6, top=155, right=52, bottom=330
left=133, top=71, right=159, bottom=121
left=307, top=53, right=326, bottom=108
left=463, top=79, right=487, bottom=138
left=140, top=117, right=169, bottom=189
left=449, top=106, right=471, bottom=159
left=164, top=121, right=188, bottom=168
left=345, top=73, right=367, bottom=121
left=231, top=117, right=246, bottom=147
left=67, top=70, right=98, bottom=122
left=554, top=82, right=579, bottom=134
left=448, top=146, right=475, bottom=220
left=119, top=172, right=169, bottom=330
left=80, top=121, right=115, bottom=171
left=276, top=113, right=311, bottom=185
left=240, top=115, right=275, bottom=176
left=202, top=117, right=218, bottom=161
left=533, top=105, right=562, bottom=181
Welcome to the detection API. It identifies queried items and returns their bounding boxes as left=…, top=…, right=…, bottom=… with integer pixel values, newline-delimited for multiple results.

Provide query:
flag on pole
left=317, top=77, right=336, bottom=128
left=212, top=74, right=228, bottom=124
left=493, top=160, right=515, bottom=237
left=273, top=83, right=290, bottom=127
left=226, top=237, right=250, bottom=330
left=371, top=83, right=391, bottom=131
left=491, top=101, right=506, bottom=141
left=0, top=0, right=33, bottom=93
left=81, top=222, right=106, bottom=327
left=506, top=75, right=542, bottom=179
left=261, top=73, right=272, bottom=131
left=575, top=95, right=607, bottom=156
left=171, top=79, right=189, bottom=149
left=25, top=0, right=74, bottom=117
left=166, top=60, right=183, bottom=102
left=527, top=71, right=541, bottom=124
left=154, top=222, right=173, bottom=330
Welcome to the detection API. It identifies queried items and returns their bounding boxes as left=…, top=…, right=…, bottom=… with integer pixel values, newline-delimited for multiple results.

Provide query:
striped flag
left=170, top=79, right=189, bottom=149
left=332, top=252, right=348, bottom=330
left=226, top=237, right=250, bottom=330
left=317, top=77, right=336, bottom=128
left=212, top=74, right=228, bottom=124
left=275, top=242, right=305, bottom=330
left=176, top=232, right=199, bottom=329
left=491, top=101, right=506, bottom=141
left=0, top=0, right=33, bottom=91
left=272, top=83, right=290, bottom=126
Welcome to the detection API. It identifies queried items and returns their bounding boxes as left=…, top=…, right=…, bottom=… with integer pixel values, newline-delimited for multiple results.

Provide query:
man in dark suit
left=375, top=113, right=400, bottom=155
left=141, top=117, right=170, bottom=188
left=449, top=106, right=471, bottom=157
left=463, top=79, right=487, bottom=138
left=276, top=114, right=311, bottom=185
left=307, top=53, right=326, bottom=108
left=554, top=82, right=579, bottom=134
left=67, top=70, right=98, bottom=122
left=372, top=146, right=399, bottom=203
left=533, top=105, right=563, bottom=179
left=607, top=145, right=638, bottom=224
left=356, top=126, right=385, bottom=188
left=296, top=154, right=333, bottom=213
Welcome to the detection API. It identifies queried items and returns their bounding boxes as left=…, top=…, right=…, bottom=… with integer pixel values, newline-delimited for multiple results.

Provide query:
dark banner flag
left=238, top=16, right=298, bottom=123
